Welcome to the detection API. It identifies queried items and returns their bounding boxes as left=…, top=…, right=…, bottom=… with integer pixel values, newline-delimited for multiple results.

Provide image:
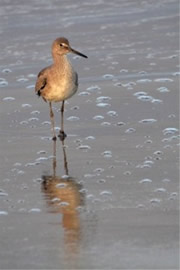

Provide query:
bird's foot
left=58, top=130, right=67, bottom=141
left=52, top=136, right=57, bottom=141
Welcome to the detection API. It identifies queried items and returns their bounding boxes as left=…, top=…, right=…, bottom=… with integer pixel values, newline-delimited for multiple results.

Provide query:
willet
left=35, top=37, right=88, bottom=141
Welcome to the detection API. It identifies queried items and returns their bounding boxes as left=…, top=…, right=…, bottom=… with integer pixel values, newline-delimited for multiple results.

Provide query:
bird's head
left=52, top=37, right=88, bottom=59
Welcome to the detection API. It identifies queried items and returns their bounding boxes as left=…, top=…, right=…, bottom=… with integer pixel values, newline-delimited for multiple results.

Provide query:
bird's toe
left=58, top=130, right=67, bottom=141
left=52, top=136, right=57, bottom=141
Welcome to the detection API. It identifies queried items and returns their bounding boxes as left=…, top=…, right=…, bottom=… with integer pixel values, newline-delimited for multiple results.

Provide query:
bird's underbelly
left=43, top=80, right=78, bottom=102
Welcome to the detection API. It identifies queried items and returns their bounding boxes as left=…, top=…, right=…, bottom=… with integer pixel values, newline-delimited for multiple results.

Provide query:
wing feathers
left=35, top=68, right=48, bottom=97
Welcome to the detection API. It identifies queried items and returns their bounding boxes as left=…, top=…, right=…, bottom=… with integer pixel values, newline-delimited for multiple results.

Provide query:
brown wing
left=35, top=67, right=48, bottom=97
left=75, top=72, right=78, bottom=87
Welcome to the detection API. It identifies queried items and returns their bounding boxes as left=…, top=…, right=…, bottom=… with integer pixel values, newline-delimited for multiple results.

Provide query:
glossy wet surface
left=0, top=0, right=179, bottom=269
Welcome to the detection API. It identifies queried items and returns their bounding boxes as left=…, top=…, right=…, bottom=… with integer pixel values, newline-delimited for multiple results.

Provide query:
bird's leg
left=49, top=102, right=56, bottom=141
left=61, top=139, right=69, bottom=176
left=58, top=100, right=67, bottom=141
left=52, top=139, right=57, bottom=177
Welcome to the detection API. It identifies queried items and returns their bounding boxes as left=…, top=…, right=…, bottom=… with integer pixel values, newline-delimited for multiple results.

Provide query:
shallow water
left=0, top=0, right=179, bottom=269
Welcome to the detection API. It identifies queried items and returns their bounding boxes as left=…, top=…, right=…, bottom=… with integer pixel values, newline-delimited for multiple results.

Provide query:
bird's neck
left=53, top=54, right=70, bottom=69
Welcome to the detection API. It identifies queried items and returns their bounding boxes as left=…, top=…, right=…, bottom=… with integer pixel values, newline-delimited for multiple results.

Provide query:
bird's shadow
left=41, top=139, right=85, bottom=255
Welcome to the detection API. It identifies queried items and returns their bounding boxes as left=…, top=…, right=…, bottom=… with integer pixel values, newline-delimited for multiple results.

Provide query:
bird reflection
left=41, top=139, right=84, bottom=256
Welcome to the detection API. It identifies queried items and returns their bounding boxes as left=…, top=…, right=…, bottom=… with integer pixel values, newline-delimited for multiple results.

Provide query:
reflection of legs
left=49, top=102, right=56, bottom=140
left=58, top=100, right=67, bottom=141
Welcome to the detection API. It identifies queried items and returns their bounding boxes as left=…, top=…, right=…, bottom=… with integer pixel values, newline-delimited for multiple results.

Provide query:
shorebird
left=35, top=37, right=88, bottom=141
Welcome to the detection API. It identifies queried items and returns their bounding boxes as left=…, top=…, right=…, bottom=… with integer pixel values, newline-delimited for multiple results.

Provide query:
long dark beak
left=70, top=47, right=88, bottom=58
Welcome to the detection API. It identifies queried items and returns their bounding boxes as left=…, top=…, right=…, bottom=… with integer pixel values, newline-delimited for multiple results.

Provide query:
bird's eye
left=60, top=43, right=63, bottom=47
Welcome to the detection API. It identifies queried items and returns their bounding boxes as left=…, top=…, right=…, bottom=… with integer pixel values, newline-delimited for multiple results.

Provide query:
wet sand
left=0, top=0, right=179, bottom=269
